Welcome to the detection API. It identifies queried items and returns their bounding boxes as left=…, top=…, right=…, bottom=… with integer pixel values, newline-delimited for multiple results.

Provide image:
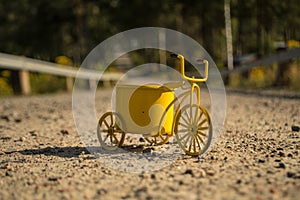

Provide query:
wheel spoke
left=103, top=119, right=110, bottom=128
left=189, top=107, right=193, bottom=123
left=159, top=134, right=164, bottom=141
left=195, top=136, right=201, bottom=149
left=109, top=134, right=113, bottom=143
left=179, top=122, right=189, bottom=129
left=112, top=134, right=119, bottom=144
left=110, top=114, right=113, bottom=126
left=180, top=112, right=190, bottom=126
left=188, top=137, right=193, bottom=152
left=183, top=135, right=191, bottom=147
left=197, top=130, right=208, bottom=137
left=193, top=107, right=199, bottom=126
left=193, top=137, right=197, bottom=153
left=198, top=118, right=207, bottom=127
left=196, top=134, right=205, bottom=145
left=177, top=128, right=188, bottom=133
left=114, top=128, right=123, bottom=133
left=198, top=126, right=209, bottom=130
left=194, top=111, right=204, bottom=126
left=103, top=134, right=109, bottom=143
left=199, top=111, right=204, bottom=120
left=183, top=109, right=191, bottom=122
left=179, top=132, right=190, bottom=141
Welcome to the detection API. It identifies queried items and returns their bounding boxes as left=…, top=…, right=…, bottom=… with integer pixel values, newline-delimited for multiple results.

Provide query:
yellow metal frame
left=177, top=54, right=209, bottom=83
left=171, top=54, right=211, bottom=155
left=153, top=54, right=212, bottom=155
left=97, top=53, right=212, bottom=156
left=178, top=53, right=208, bottom=109
left=158, top=54, right=210, bottom=135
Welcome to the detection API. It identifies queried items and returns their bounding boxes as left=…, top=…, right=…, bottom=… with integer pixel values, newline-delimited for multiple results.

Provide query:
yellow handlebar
left=173, top=54, right=208, bottom=83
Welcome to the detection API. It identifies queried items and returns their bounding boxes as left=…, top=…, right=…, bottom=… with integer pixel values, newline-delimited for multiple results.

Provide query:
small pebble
left=97, top=188, right=107, bottom=195
left=269, top=187, right=276, bottom=193
left=0, top=115, right=10, bottom=122
left=206, top=170, right=215, bottom=176
left=48, top=176, right=59, bottom=181
left=142, top=148, right=153, bottom=154
left=60, top=130, right=69, bottom=135
left=19, top=137, right=26, bottom=142
left=199, top=169, right=206, bottom=178
left=29, top=131, right=38, bottom=137
left=5, top=171, right=12, bottom=177
left=0, top=135, right=12, bottom=141
left=150, top=174, right=156, bottom=179
left=287, top=171, right=295, bottom=178
left=14, top=118, right=22, bottom=123
left=278, top=151, right=285, bottom=157
left=275, top=162, right=286, bottom=169
left=183, top=169, right=194, bottom=177
left=291, top=125, right=299, bottom=132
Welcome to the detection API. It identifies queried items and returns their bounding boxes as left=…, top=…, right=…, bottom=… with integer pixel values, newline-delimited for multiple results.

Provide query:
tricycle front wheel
left=97, top=112, right=126, bottom=150
left=174, top=105, right=212, bottom=156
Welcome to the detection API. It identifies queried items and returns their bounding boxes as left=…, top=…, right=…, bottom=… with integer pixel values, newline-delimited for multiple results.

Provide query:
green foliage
left=229, top=61, right=300, bottom=90
left=1, top=0, right=298, bottom=62
left=0, top=78, right=13, bottom=96
left=0, top=70, right=13, bottom=96
left=30, top=73, right=66, bottom=94
left=0, top=0, right=299, bottom=93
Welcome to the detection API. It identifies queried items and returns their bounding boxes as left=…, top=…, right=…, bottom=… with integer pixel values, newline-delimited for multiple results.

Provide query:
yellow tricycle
left=97, top=54, right=212, bottom=156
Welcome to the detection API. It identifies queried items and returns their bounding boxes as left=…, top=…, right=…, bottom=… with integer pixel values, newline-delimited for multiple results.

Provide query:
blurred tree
left=0, top=0, right=299, bottom=92
left=1, top=0, right=299, bottom=62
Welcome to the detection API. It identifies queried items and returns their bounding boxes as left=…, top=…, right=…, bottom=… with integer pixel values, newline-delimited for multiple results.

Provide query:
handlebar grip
left=170, top=53, right=208, bottom=82
left=170, top=53, right=178, bottom=58
left=196, top=58, right=206, bottom=64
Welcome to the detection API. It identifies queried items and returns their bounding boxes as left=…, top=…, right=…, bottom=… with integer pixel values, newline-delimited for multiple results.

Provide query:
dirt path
left=0, top=89, right=299, bottom=199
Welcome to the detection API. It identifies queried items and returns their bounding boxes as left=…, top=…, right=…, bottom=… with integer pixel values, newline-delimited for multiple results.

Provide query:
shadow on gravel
left=17, top=145, right=159, bottom=158
left=18, top=146, right=91, bottom=158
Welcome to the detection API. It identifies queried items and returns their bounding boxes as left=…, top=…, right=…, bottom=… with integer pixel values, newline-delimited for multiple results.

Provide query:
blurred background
left=0, top=0, right=299, bottom=96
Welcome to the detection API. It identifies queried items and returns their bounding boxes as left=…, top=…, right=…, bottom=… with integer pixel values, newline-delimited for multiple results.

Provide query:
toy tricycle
left=97, top=54, right=212, bottom=156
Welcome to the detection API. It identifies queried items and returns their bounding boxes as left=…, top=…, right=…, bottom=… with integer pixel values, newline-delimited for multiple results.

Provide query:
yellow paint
left=287, top=40, right=300, bottom=48
left=100, top=54, right=212, bottom=155
left=116, top=84, right=174, bottom=135
left=129, top=85, right=174, bottom=130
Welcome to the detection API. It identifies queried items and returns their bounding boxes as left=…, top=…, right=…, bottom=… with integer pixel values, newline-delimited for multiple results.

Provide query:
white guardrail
left=0, top=52, right=123, bottom=80
left=221, top=48, right=300, bottom=76
left=0, top=48, right=299, bottom=94
left=0, top=52, right=123, bottom=94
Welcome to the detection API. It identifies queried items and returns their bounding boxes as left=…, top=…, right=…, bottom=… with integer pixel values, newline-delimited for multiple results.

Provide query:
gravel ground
left=0, top=88, right=299, bottom=200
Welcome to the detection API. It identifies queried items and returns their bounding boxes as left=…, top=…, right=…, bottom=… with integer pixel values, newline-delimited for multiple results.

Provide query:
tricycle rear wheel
left=97, top=112, right=126, bottom=150
left=145, top=128, right=169, bottom=145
